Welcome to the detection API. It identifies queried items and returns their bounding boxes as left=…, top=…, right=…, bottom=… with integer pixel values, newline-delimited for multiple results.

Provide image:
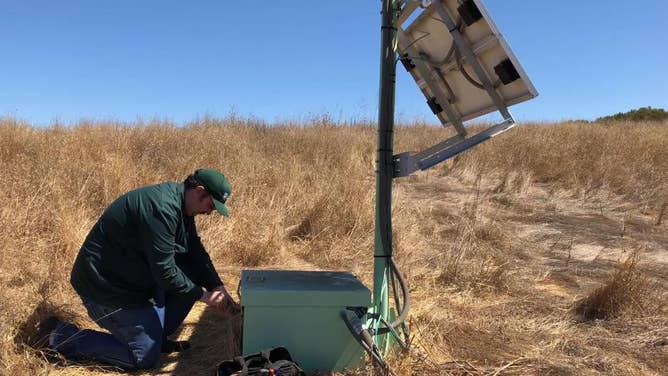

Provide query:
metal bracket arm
left=393, top=117, right=515, bottom=177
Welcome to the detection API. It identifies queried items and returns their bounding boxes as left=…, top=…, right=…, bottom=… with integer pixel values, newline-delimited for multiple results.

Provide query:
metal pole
left=372, top=0, right=397, bottom=352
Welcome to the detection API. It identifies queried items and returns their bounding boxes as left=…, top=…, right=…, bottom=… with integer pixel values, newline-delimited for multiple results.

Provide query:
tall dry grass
left=1, top=117, right=667, bottom=375
left=575, top=250, right=656, bottom=321
left=454, top=121, right=668, bottom=208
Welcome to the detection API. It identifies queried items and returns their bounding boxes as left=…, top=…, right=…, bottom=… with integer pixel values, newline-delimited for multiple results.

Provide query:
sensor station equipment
left=240, top=0, right=537, bottom=372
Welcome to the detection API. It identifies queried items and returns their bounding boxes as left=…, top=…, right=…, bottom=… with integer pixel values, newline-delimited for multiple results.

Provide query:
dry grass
left=575, top=250, right=657, bottom=321
left=1, top=117, right=667, bottom=375
left=455, top=121, right=668, bottom=207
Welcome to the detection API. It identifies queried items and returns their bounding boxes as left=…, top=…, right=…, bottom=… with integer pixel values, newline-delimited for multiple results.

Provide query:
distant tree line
left=596, top=106, right=668, bottom=122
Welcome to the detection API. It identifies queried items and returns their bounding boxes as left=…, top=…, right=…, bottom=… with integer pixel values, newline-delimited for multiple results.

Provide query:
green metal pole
left=372, top=0, right=397, bottom=352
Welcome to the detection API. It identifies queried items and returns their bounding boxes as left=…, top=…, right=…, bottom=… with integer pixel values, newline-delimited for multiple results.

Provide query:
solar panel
left=393, top=0, right=538, bottom=176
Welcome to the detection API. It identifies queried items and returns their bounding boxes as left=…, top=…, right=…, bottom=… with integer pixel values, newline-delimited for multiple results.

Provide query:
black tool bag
left=216, top=347, right=306, bottom=376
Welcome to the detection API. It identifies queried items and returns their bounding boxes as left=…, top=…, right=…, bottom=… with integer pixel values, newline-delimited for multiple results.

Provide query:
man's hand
left=200, top=285, right=241, bottom=318
left=199, top=290, right=226, bottom=308
left=213, top=285, right=241, bottom=313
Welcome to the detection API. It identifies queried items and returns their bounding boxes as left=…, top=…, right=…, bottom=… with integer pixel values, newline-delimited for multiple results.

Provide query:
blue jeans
left=50, top=292, right=197, bottom=370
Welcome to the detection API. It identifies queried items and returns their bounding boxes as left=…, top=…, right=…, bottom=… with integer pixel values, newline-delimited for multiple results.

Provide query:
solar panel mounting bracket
left=393, top=0, right=537, bottom=178
left=393, top=117, right=514, bottom=177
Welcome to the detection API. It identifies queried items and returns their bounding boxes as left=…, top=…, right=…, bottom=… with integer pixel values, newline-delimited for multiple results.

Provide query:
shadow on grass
left=166, top=306, right=242, bottom=376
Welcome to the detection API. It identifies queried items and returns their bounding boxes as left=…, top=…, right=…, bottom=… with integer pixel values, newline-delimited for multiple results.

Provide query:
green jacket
left=70, top=182, right=223, bottom=308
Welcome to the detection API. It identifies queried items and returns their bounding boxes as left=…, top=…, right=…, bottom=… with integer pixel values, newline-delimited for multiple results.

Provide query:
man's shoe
left=161, top=339, right=191, bottom=353
left=30, top=316, right=61, bottom=349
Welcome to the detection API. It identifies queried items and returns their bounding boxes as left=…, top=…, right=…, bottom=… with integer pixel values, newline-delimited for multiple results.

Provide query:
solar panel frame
left=392, top=0, right=538, bottom=177
left=397, top=0, right=538, bottom=128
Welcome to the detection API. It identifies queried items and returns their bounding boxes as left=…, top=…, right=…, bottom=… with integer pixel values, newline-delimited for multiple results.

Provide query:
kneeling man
left=41, top=168, right=239, bottom=370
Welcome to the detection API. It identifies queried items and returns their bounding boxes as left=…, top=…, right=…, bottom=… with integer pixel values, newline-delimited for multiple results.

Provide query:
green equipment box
left=240, top=270, right=370, bottom=372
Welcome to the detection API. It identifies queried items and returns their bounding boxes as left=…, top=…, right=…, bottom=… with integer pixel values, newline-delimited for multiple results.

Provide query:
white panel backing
left=398, top=0, right=538, bottom=127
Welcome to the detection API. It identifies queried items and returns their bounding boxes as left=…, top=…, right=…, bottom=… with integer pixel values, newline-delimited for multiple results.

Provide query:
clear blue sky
left=1, top=0, right=666, bottom=126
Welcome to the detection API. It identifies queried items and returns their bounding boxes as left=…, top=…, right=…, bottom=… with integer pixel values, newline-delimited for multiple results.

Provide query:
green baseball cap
left=193, top=168, right=231, bottom=216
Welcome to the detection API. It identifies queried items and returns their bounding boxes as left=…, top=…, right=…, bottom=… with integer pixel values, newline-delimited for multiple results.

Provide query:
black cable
left=430, top=41, right=456, bottom=67
left=398, top=29, right=431, bottom=55
left=388, top=257, right=410, bottom=330
left=428, top=14, right=487, bottom=90
left=390, top=265, right=410, bottom=345
left=455, top=48, right=485, bottom=90
left=383, top=258, right=411, bottom=347
left=390, top=266, right=402, bottom=314
left=341, top=311, right=397, bottom=376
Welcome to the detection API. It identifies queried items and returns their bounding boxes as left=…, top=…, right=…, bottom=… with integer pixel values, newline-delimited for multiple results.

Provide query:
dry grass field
left=1, top=118, right=667, bottom=375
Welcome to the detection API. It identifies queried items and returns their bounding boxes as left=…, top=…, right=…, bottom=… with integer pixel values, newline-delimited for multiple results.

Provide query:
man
left=39, top=168, right=239, bottom=370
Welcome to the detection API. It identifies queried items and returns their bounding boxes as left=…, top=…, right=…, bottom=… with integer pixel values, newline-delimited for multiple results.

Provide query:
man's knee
left=132, top=342, right=162, bottom=370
